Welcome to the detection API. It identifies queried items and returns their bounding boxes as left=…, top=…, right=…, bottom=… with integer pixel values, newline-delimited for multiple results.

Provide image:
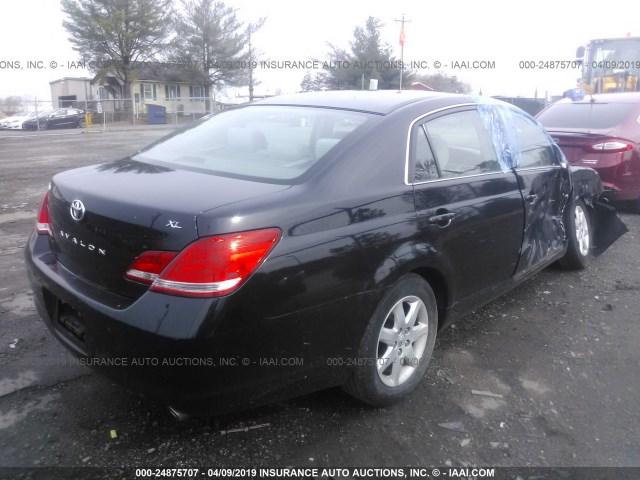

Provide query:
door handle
left=525, top=194, right=538, bottom=203
left=428, top=212, right=456, bottom=227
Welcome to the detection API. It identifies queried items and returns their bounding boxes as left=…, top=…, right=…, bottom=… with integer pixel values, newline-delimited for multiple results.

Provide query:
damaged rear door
left=511, top=112, right=572, bottom=276
left=412, top=107, right=524, bottom=301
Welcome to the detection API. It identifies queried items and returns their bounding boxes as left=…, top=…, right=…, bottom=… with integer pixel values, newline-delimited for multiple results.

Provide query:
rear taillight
left=36, top=192, right=52, bottom=236
left=125, top=228, right=281, bottom=297
left=125, top=251, right=178, bottom=283
left=588, top=140, right=634, bottom=153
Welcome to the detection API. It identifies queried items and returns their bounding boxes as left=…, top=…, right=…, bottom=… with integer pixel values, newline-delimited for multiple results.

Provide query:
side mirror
left=576, top=46, right=585, bottom=59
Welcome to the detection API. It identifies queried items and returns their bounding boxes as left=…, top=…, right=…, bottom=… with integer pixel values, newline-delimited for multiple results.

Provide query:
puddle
left=521, top=378, right=552, bottom=395
left=0, top=393, right=59, bottom=430
left=0, top=371, right=38, bottom=397
left=0, top=293, right=36, bottom=317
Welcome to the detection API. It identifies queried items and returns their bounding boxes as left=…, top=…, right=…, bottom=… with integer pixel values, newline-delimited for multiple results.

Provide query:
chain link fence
left=1, top=96, right=236, bottom=131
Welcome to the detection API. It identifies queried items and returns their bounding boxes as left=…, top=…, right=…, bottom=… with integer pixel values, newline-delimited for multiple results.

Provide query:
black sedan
left=25, top=91, right=625, bottom=415
left=22, top=108, right=86, bottom=130
left=22, top=110, right=54, bottom=131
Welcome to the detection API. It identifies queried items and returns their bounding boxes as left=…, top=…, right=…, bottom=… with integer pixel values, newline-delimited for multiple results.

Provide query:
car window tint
left=133, top=106, right=374, bottom=182
left=537, top=102, right=635, bottom=129
left=424, top=110, right=501, bottom=179
left=413, top=126, right=439, bottom=182
left=512, top=113, right=555, bottom=168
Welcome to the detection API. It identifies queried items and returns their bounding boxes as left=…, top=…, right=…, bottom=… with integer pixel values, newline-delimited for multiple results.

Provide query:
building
left=49, top=77, right=98, bottom=108
left=92, top=62, right=211, bottom=119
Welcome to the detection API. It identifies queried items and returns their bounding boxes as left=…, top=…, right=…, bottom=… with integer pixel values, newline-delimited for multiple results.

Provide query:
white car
left=0, top=111, right=36, bottom=129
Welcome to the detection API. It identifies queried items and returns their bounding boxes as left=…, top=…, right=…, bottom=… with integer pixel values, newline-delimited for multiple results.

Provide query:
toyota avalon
left=25, top=91, right=625, bottom=415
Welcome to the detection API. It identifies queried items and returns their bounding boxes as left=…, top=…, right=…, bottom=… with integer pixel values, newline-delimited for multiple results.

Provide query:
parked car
left=22, top=110, right=55, bottom=131
left=537, top=92, right=640, bottom=206
left=25, top=91, right=625, bottom=416
left=45, top=108, right=87, bottom=129
left=0, top=111, right=36, bottom=129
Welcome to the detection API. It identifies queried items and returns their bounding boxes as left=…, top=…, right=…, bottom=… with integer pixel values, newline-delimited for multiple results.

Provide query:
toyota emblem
left=70, top=199, right=86, bottom=221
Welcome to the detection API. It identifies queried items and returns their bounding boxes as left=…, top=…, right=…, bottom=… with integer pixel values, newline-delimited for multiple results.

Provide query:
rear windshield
left=537, top=102, right=635, bottom=129
left=134, top=105, right=374, bottom=181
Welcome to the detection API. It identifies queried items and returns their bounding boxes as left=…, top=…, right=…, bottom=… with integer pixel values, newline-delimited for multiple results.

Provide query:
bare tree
left=0, top=96, right=25, bottom=113
left=62, top=0, right=173, bottom=103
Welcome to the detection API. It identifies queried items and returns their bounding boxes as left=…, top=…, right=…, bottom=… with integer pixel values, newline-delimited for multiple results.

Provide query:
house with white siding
left=91, top=62, right=221, bottom=119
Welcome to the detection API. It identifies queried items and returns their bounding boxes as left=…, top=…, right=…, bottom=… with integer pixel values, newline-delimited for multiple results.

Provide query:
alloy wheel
left=376, top=295, right=430, bottom=387
left=575, top=204, right=590, bottom=256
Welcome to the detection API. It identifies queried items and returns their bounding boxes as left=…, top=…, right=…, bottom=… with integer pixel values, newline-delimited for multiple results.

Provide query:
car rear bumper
left=25, top=231, right=370, bottom=414
left=601, top=187, right=640, bottom=201
left=600, top=177, right=640, bottom=201
left=590, top=153, right=640, bottom=202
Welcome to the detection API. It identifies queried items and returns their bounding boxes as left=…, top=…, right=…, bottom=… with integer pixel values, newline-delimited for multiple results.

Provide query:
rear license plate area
left=55, top=301, right=87, bottom=348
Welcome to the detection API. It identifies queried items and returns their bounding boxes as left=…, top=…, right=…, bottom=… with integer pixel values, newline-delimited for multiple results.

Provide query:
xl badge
left=166, top=220, right=182, bottom=229
left=70, top=199, right=85, bottom=221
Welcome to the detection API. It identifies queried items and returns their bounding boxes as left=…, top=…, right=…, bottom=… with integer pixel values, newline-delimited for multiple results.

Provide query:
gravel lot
left=0, top=128, right=639, bottom=476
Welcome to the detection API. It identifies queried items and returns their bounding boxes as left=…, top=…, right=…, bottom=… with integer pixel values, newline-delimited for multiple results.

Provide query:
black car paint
left=22, top=112, right=53, bottom=131
left=25, top=92, right=620, bottom=414
left=514, top=165, right=571, bottom=276
left=47, top=109, right=85, bottom=129
left=48, top=161, right=290, bottom=299
left=23, top=109, right=86, bottom=130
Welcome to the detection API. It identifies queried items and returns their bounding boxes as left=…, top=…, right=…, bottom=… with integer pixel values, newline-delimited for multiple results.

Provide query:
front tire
left=559, top=198, right=593, bottom=269
left=343, top=274, right=438, bottom=406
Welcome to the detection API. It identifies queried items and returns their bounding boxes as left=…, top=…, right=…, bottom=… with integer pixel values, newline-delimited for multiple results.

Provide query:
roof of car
left=255, top=90, right=465, bottom=114
left=558, top=92, right=640, bottom=104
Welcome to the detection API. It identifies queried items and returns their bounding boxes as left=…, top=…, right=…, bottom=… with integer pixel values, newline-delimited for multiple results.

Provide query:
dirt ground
left=0, top=129, right=639, bottom=476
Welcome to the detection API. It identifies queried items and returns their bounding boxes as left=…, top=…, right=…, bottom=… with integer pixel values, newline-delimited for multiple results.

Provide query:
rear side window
left=537, top=102, right=635, bottom=129
left=511, top=112, right=556, bottom=168
left=416, top=109, right=501, bottom=180
left=412, top=126, right=440, bottom=182
left=133, top=105, right=373, bottom=182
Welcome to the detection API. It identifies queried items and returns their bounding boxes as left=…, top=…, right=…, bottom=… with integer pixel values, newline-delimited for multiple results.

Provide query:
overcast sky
left=1, top=0, right=639, bottom=103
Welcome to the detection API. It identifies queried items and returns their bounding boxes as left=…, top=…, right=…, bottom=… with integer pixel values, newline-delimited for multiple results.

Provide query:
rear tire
left=558, top=198, right=593, bottom=269
left=343, top=274, right=438, bottom=406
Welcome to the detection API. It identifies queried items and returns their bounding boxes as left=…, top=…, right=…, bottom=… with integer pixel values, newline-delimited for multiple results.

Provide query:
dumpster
left=146, top=104, right=167, bottom=124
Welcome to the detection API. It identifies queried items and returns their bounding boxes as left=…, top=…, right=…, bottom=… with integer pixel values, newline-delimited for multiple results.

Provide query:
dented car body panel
left=24, top=91, right=626, bottom=414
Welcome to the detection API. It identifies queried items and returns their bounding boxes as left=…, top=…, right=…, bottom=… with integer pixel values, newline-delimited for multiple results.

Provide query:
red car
left=537, top=92, right=640, bottom=207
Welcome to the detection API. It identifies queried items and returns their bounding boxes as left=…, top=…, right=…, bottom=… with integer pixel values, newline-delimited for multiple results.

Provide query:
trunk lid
left=547, top=130, right=609, bottom=166
left=48, top=158, right=288, bottom=299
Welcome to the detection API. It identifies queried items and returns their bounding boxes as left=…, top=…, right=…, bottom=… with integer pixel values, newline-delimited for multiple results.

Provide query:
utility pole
left=247, top=29, right=255, bottom=101
left=395, top=14, right=410, bottom=91
left=246, top=18, right=266, bottom=102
